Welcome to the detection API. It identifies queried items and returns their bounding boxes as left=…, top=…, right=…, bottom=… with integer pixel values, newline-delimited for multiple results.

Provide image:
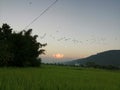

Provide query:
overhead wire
left=24, top=0, right=58, bottom=30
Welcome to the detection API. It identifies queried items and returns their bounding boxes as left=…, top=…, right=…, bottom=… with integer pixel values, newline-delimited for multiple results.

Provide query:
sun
left=53, top=53, right=64, bottom=59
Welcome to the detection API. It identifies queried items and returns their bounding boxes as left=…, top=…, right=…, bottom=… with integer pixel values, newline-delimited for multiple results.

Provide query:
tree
left=0, top=23, right=47, bottom=67
left=85, top=62, right=97, bottom=68
left=0, top=24, right=14, bottom=66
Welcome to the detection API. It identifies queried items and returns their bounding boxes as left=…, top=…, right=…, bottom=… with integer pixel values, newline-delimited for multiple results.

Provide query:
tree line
left=0, top=24, right=47, bottom=67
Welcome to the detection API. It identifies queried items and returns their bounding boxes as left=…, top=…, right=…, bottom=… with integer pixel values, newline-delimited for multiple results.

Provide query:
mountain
left=64, top=50, right=120, bottom=67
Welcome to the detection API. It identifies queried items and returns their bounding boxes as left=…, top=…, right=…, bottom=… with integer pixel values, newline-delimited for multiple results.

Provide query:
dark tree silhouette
left=0, top=23, right=47, bottom=67
left=0, top=24, right=14, bottom=66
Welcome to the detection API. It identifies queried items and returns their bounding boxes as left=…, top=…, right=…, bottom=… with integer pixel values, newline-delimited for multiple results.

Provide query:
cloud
left=53, top=53, right=64, bottom=59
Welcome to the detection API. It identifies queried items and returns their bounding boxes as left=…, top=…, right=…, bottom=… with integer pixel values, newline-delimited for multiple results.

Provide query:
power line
left=24, top=0, right=58, bottom=30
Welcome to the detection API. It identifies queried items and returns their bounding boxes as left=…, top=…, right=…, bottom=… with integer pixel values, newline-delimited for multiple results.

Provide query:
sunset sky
left=0, top=0, right=120, bottom=63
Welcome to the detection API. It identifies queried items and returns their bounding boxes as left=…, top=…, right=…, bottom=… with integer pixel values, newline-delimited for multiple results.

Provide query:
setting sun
left=53, top=53, right=64, bottom=59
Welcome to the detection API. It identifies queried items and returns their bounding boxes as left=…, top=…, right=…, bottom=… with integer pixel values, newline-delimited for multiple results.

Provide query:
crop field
left=0, top=65, right=120, bottom=90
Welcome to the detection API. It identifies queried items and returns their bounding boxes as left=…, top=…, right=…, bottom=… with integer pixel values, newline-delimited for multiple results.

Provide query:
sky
left=0, top=0, right=120, bottom=63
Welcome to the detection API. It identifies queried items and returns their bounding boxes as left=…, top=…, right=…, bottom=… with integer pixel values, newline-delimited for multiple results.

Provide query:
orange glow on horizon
left=53, top=53, right=64, bottom=59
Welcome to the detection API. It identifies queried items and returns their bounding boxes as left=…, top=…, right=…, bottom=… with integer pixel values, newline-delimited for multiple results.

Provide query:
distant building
left=75, top=63, right=80, bottom=67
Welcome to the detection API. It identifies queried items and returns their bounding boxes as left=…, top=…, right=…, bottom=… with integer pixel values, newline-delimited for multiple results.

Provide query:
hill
left=64, top=50, right=120, bottom=67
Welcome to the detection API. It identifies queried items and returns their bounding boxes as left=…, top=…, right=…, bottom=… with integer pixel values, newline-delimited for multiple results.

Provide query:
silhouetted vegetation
left=85, top=62, right=119, bottom=70
left=0, top=23, right=47, bottom=67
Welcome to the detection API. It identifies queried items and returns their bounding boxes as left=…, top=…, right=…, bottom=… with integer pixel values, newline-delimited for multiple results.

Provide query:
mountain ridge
left=64, top=50, right=120, bottom=67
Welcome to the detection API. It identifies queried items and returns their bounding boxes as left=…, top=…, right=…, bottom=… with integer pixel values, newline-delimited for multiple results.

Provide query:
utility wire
left=24, top=0, right=58, bottom=30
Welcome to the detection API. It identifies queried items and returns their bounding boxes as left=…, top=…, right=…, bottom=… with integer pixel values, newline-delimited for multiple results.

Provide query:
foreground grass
left=0, top=65, right=120, bottom=90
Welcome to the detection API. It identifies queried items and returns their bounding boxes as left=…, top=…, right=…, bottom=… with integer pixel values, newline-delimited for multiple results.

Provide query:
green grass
left=0, top=65, right=120, bottom=90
